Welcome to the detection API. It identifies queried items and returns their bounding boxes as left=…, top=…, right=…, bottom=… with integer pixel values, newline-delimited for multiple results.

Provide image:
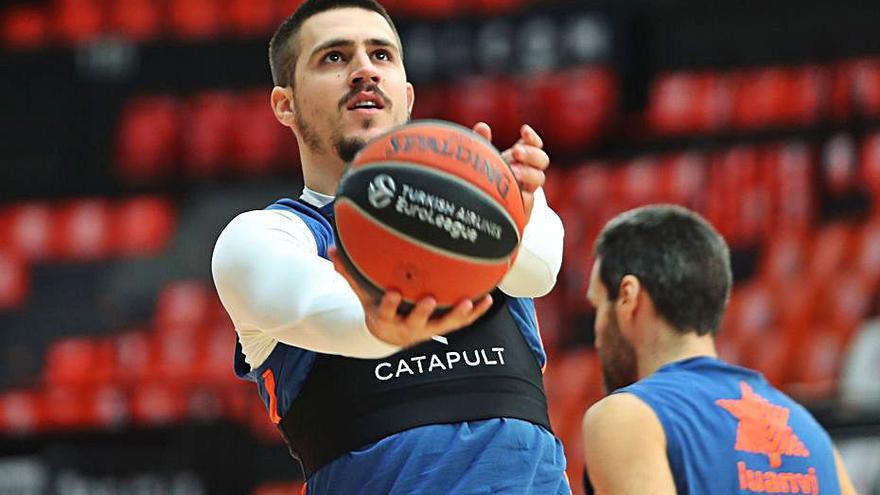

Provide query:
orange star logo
left=716, top=381, right=810, bottom=468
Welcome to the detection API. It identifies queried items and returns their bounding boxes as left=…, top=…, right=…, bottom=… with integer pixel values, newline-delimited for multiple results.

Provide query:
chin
left=347, top=126, right=389, bottom=142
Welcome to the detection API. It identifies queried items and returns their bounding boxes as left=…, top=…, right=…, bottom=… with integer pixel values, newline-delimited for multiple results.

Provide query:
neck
left=299, top=144, right=346, bottom=196
left=636, top=326, right=717, bottom=379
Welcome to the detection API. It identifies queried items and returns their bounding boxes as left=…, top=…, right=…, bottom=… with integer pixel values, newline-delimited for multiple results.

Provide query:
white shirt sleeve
left=497, top=188, right=565, bottom=298
left=211, top=209, right=401, bottom=369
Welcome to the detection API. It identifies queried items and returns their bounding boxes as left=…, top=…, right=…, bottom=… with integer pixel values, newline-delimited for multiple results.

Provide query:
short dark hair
left=593, top=204, right=732, bottom=336
left=269, top=0, right=401, bottom=87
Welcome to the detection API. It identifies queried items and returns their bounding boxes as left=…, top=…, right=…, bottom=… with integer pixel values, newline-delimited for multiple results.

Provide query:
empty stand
left=1, top=5, right=49, bottom=50
left=54, top=0, right=104, bottom=45
left=107, top=0, right=161, bottom=41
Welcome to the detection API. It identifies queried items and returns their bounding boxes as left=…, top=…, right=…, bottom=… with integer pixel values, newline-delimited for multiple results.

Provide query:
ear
left=616, top=274, right=642, bottom=323
left=406, top=82, right=415, bottom=116
left=271, top=86, right=297, bottom=129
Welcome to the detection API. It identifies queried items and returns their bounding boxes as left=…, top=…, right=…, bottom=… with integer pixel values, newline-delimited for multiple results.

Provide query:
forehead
left=297, top=7, right=398, bottom=53
left=587, top=260, right=604, bottom=300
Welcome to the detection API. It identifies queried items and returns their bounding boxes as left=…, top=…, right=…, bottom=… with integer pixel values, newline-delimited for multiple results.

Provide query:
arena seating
left=1, top=2, right=879, bottom=492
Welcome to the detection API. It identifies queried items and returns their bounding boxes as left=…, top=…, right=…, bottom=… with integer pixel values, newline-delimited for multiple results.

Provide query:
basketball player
left=211, top=0, right=569, bottom=493
left=581, top=205, right=856, bottom=494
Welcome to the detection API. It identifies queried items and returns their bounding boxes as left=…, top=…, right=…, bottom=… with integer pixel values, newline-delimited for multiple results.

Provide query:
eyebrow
left=310, top=37, right=399, bottom=59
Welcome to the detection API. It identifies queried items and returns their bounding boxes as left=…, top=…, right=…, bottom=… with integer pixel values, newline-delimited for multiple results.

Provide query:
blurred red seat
left=196, top=320, right=237, bottom=385
left=851, top=58, right=880, bottom=117
left=2, top=5, right=49, bottom=50
left=111, top=330, right=152, bottom=384
left=112, top=196, right=175, bottom=257
left=44, top=336, right=114, bottom=386
left=446, top=77, right=500, bottom=140
left=131, top=383, right=185, bottom=425
left=155, top=280, right=214, bottom=328
left=785, top=323, right=853, bottom=401
left=732, top=67, right=789, bottom=129
left=169, top=0, right=223, bottom=40
left=706, top=146, right=766, bottom=245
left=55, top=0, right=103, bottom=45
left=92, top=384, right=130, bottom=428
left=648, top=72, right=731, bottom=135
left=759, top=230, right=808, bottom=284
left=763, top=141, right=814, bottom=235
left=745, top=327, right=788, bottom=386
left=565, top=162, right=612, bottom=211
left=538, top=68, right=616, bottom=152
left=808, top=222, right=855, bottom=283
left=186, top=387, right=227, bottom=421
left=781, top=66, right=826, bottom=126
left=181, top=91, right=236, bottom=178
left=4, top=202, right=54, bottom=261
left=829, top=62, right=856, bottom=121
left=821, top=133, right=859, bottom=196
left=115, top=96, right=181, bottom=183
left=226, top=0, right=275, bottom=36
left=446, top=77, right=520, bottom=147
left=854, top=216, right=880, bottom=281
left=152, top=327, right=201, bottom=383
left=232, top=90, right=283, bottom=174
left=409, top=84, right=447, bottom=121
left=544, top=349, right=600, bottom=435
left=43, top=384, right=95, bottom=430
left=52, top=199, right=112, bottom=261
left=819, top=271, right=874, bottom=328
left=107, top=0, right=160, bottom=42
left=0, top=249, right=28, bottom=310
left=0, top=390, right=45, bottom=434
left=728, top=281, right=775, bottom=341
left=860, top=132, right=880, bottom=204
left=615, top=157, right=661, bottom=208
left=659, top=152, right=708, bottom=208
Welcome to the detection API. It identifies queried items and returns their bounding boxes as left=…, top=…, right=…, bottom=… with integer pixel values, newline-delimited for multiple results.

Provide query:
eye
left=323, top=51, right=344, bottom=63
left=373, top=49, right=392, bottom=61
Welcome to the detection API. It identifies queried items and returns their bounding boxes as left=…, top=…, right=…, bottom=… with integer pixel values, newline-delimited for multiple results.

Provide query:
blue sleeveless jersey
left=617, top=357, right=840, bottom=495
left=233, top=198, right=569, bottom=494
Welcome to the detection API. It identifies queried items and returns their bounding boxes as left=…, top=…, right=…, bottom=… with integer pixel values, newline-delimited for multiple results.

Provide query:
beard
left=334, top=135, right=368, bottom=163
left=295, top=83, right=411, bottom=163
left=294, top=103, right=324, bottom=154
left=597, top=309, right=639, bottom=393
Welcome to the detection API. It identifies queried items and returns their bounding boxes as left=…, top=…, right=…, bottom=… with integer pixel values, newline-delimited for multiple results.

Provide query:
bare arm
left=582, top=393, right=677, bottom=495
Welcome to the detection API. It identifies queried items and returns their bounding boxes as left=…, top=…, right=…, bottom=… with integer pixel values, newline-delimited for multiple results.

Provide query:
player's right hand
left=329, top=247, right=493, bottom=347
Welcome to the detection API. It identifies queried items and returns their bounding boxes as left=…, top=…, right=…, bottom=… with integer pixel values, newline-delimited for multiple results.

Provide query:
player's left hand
left=472, top=122, right=548, bottom=223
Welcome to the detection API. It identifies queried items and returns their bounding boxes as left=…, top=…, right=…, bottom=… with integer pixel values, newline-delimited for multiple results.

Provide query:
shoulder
left=212, top=209, right=320, bottom=272
left=582, top=392, right=662, bottom=442
left=582, top=393, right=676, bottom=493
left=219, top=209, right=316, bottom=245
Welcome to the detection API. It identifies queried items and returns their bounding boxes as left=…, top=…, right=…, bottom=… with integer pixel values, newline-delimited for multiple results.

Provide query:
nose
left=349, top=52, right=381, bottom=87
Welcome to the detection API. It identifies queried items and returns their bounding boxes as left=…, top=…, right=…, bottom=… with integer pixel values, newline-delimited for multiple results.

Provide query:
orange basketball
left=334, top=120, right=526, bottom=310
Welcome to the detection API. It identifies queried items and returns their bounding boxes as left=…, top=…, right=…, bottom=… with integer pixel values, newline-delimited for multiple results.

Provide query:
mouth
left=346, top=92, right=386, bottom=114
